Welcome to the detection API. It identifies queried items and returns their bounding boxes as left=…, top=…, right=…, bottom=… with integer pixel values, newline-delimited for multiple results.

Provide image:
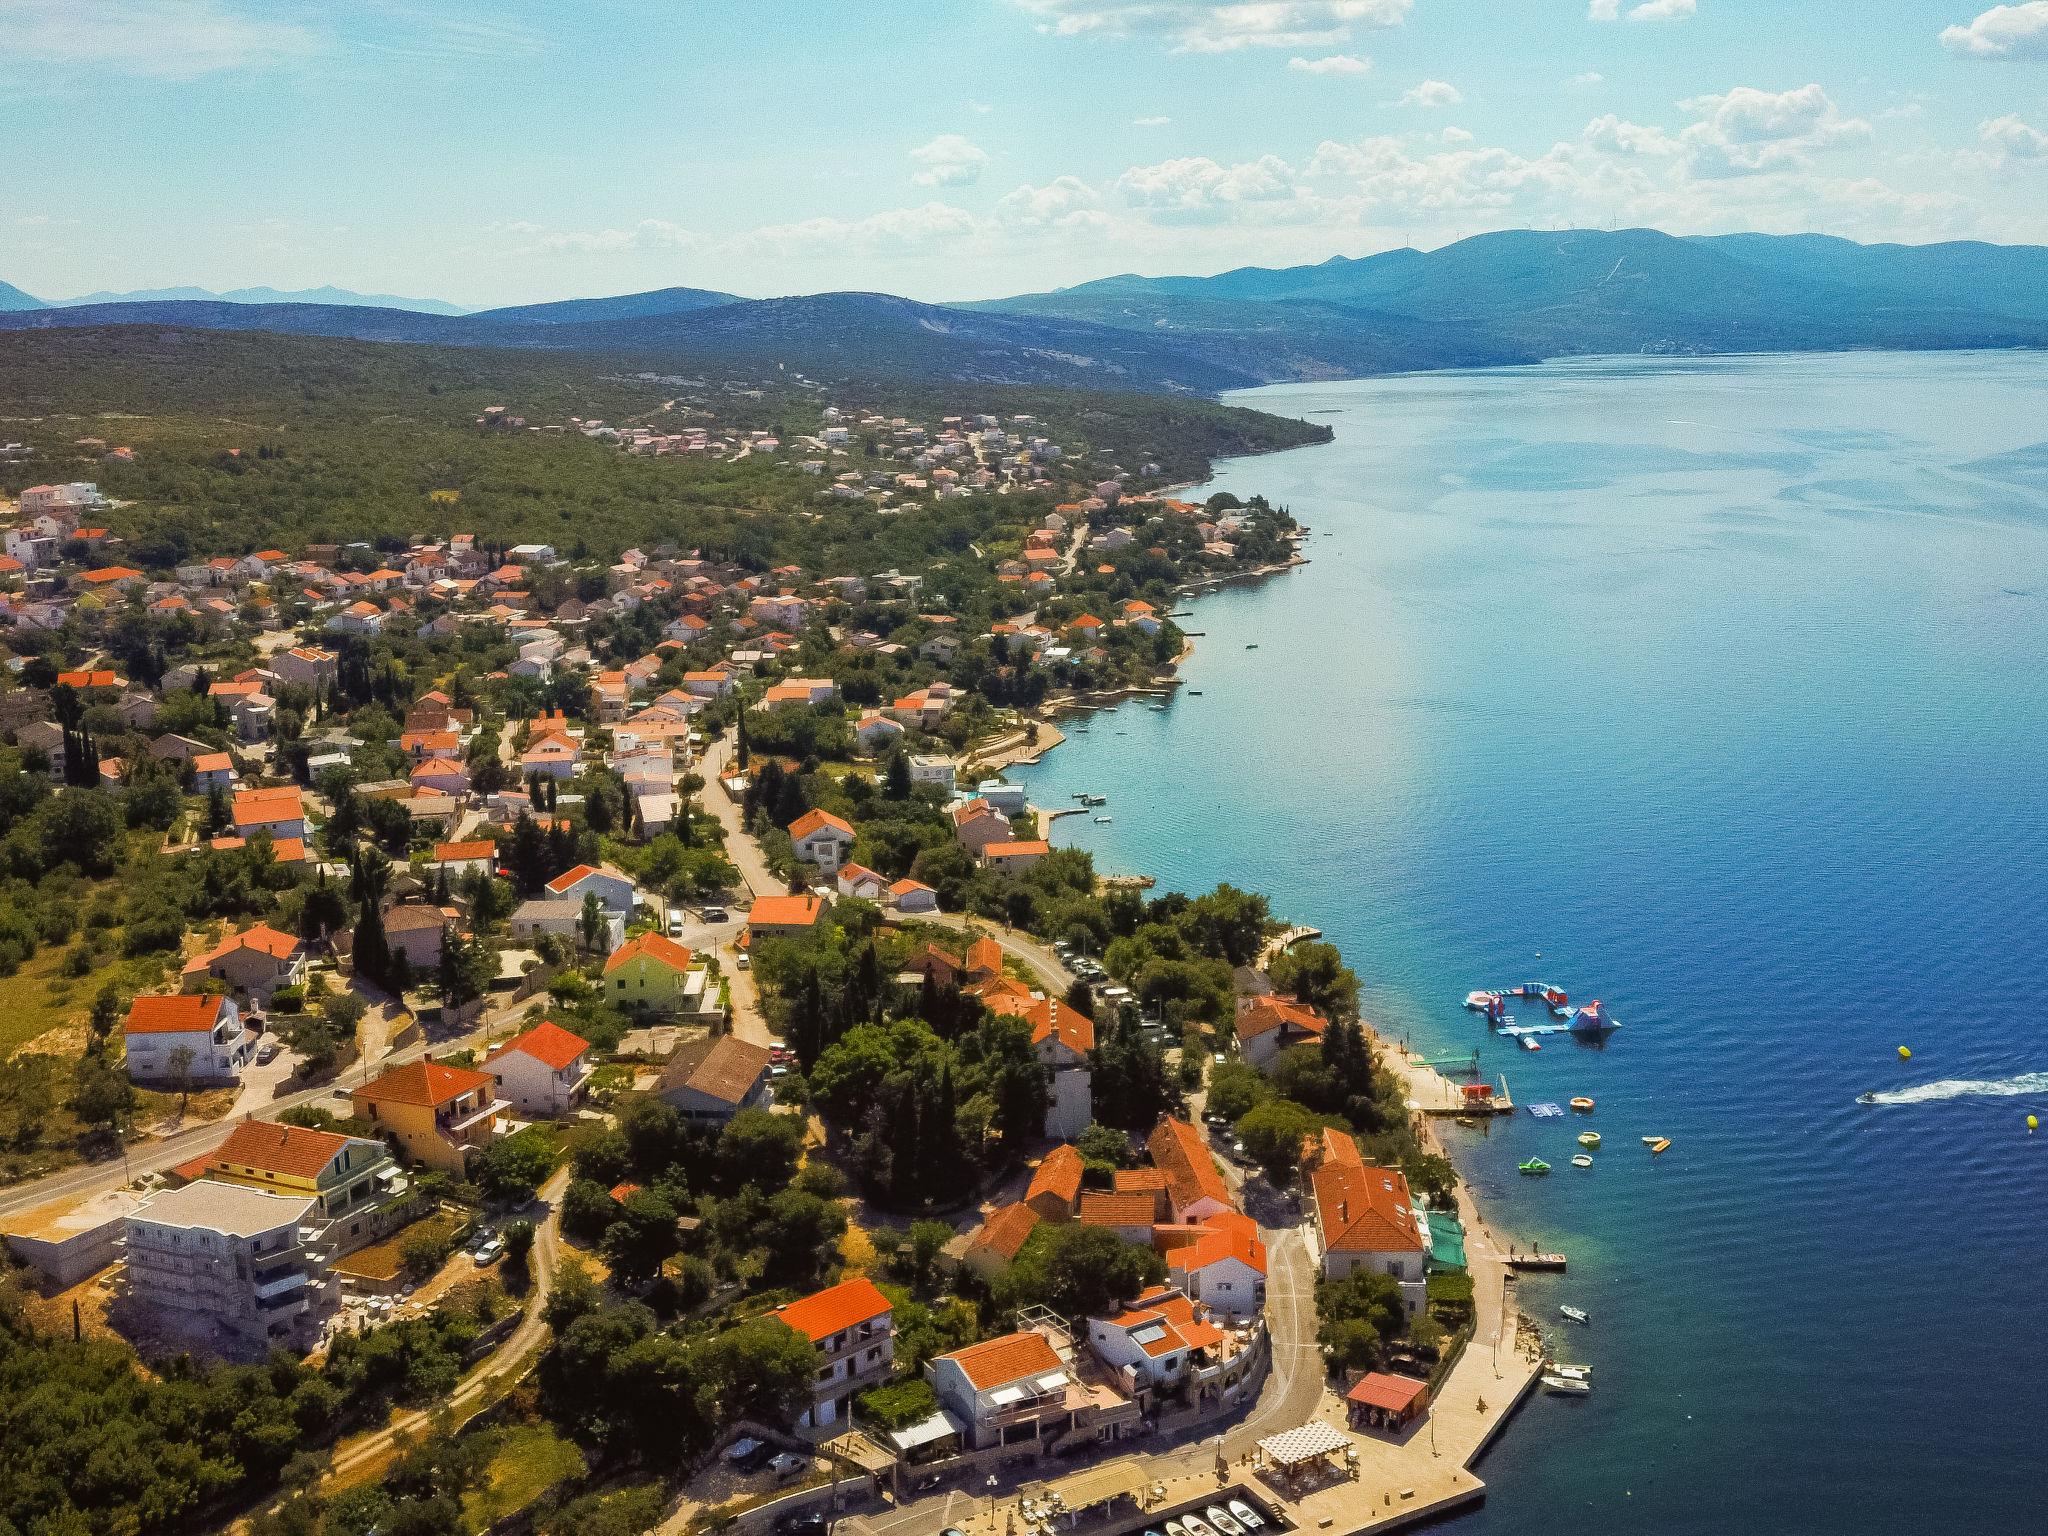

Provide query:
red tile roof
left=788, top=808, right=855, bottom=840
left=748, top=894, right=825, bottom=929
left=604, top=930, right=695, bottom=975
left=488, top=1020, right=589, bottom=1072
left=1078, top=1191, right=1163, bottom=1229
left=353, top=1058, right=494, bottom=1109
left=970, top=1201, right=1042, bottom=1263
left=1311, top=1162, right=1425, bottom=1255
left=1148, top=1116, right=1234, bottom=1217
left=1236, top=995, right=1328, bottom=1044
left=1026, top=1144, right=1084, bottom=1208
left=776, top=1276, right=892, bottom=1342
left=941, top=1328, right=1064, bottom=1392
left=125, top=993, right=230, bottom=1035
left=1028, top=998, right=1095, bottom=1055
left=210, top=1119, right=357, bottom=1181
left=182, top=922, right=301, bottom=973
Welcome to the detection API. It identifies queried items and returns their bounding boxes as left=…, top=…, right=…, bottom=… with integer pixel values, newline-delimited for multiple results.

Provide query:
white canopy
left=1258, top=1421, right=1350, bottom=1467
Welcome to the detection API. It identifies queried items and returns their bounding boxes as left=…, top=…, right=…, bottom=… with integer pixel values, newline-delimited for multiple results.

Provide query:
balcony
left=439, top=1097, right=510, bottom=1137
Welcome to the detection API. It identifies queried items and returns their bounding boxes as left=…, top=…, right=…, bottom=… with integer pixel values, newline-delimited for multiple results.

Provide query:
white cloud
left=995, top=175, right=1110, bottom=227
left=1397, top=79, right=1462, bottom=107
left=1439, top=126, right=1474, bottom=143
left=492, top=218, right=700, bottom=256
left=1, top=0, right=319, bottom=78
left=1676, top=84, right=1872, bottom=176
left=1570, top=71, right=1605, bottom=86
left=909, top=134, right=990, bottom=187
left=1590, top=0, right=1697, bottom=19
left=1289, top=52, right=1370, bottom=74
left=1133, top=114, right=1172, bottom=124
left=1980, top=113, right=2048, bottom=160
left=1009, top=1, right=1411, bottom=54
left=1115, top=154, right=1303, bottom=220
left=738, top=202, right=986, bottom=256
left=1940, top=3, right=2048, bottom=57
left=1583, top=113, right=1683, bottom=156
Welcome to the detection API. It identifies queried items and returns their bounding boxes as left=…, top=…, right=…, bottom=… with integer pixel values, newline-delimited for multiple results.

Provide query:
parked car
left=768, top=1451, right=808, bottom=1481
left=256, top=1040, right=279, bottom=1064
left=735, top=952, right=751, bottom=970
left=668, top=914, right=687, bottom=937
left=724, top=1436, right=769, bottom=1469
left=472, top=1235, right=504, bottom=1266
left=701, top=905, right=729, bottom=922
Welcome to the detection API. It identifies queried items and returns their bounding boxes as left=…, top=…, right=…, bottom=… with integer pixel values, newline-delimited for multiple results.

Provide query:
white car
left=768, top=1451, right=808, bottom=1481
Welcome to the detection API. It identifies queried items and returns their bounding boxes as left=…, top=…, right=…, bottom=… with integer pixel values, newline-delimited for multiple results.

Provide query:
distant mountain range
left=7, top=229, right=2048, bottom=394
left=0, top=283, right=471, bottom=315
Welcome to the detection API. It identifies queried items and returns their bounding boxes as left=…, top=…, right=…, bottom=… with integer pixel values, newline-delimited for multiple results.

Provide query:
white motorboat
left=1559, top=1304, right=1590, bottom=1324
left=1206, top=1508, right=1243, bottom=1536
left=1543, top=1374, right=1591, bottom=1395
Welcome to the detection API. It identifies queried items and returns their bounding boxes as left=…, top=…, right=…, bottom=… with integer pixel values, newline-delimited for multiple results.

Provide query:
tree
left=999, top=1222, right=1164, bottom=1321
left=1269, top=941, right=1360, bottom=1019
left=715, top=1108, right=804, bottom=1194
left=562, top=1178, right=621, bottom=1244
left=695, top=1314, right=819, bottom=1430
left=475, top=1126, right=558, bottom=1204
left=1205, top=1060, right=1269, bottom=1123
left=167, top=1044, right=197, bottom=1112
left=1087, top=1009, right=1176, bottom=1130
left=1317, top=1268, right=1407, bottom=1372
left=578, top=892, right=608, bottom=956
left=70, top=1054, right=136, bottom=1137
left=1234, top=1099, right=1323, bottom=1185
left=601, top=1189, right=682, bottom=1286
left=884, top=750, right=911, bottom=800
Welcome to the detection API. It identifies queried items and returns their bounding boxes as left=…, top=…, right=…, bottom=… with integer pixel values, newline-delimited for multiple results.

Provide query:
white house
left=775, top=1276, right=895, bottom=1430
left=123, top=994, right=254, bottom=1086
left=485, top=1020, right=593, bottom=1118
left=788, top=808, right=856, bottom=873
left=888, top=877, right=939, bottom=914
left=1306, top=1149, right=1428, bottom=1316
left=1162, top=1212, right=1268, bottom=1316
left=544, top=862, right=639, bottom=915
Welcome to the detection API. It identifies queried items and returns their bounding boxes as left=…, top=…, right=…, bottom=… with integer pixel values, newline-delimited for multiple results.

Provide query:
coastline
left=1005, top=504, right=1549, bottom=1522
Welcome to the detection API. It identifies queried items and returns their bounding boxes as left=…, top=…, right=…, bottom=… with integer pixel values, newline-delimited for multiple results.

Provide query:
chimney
left=1338, top=1201, right=1348, bottom=1223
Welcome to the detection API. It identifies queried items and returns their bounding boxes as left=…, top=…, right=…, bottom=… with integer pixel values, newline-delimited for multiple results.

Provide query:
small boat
left=1206, top=1508, right=1243, bottom=1536
left=1559, top=1304, right=1590, bottom=1324
left=1641, top=1135, right=1661, bottom=1146
left=1093, top=815, right=1113, bottom=824
left=1570, top=1096, right=1596, bottom=1113
left=1245, top=643, right=1259, bottom=649
left=1188, top=690, right=1203, bottom=696
left=1148, top=703, right=1166, bottom=711
left=1228, top=1502, right=1264, bottom=1531
left=1519, top=1035, right=1543, bottom=1051
left=1166, top=1523, right=1190, bottom=1536
left=1542, top=1374, right=1591, bottom=1396
left=1518, top=1158, right=1551, bottom=1176
left=1577, top=1131, right=1601, bottom=1149
left=1856, top=1091, right=1877, bottom=1105
left=1548, top=1362, right=1591, bottom=1380
left=1183, top=1518, right=1218, bottom=1536
left=1570, top=1154, right=1593, bottom=1169
left=1649, top=1137, right=1671, bottom=1155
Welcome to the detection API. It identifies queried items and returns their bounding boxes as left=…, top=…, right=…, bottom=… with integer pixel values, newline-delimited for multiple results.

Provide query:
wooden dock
left=1410, top=1069, right=1515, bottom=1118
left=1505, top=1253, right=1568, bottom=1273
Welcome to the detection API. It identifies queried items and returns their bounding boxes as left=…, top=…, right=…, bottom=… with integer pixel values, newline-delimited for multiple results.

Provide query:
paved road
left=0, top=988, right=538, bottom=1222
left=322, top=1164, right=572, bottom=1486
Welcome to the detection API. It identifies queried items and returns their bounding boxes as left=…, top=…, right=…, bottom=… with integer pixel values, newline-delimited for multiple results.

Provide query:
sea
left=1008, top=352, right=2048, bottom=1534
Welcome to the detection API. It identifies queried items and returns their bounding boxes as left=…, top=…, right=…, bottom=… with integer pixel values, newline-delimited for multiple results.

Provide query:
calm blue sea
left=1010, top=353, right=2048, bottom=1534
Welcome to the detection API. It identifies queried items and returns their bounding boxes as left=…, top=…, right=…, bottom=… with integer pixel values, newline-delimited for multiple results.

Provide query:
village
left=0, top=426, right=1535, bottom=1536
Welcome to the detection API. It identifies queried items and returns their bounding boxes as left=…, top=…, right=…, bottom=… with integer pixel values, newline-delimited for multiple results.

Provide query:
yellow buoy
left=1898, top=1046, right=1912, bottom=1060
left=2030, top=1115, right=2039, bottom=1133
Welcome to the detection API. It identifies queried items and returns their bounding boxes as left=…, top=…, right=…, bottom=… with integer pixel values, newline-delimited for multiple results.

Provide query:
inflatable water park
left=1464, top=983, right=1621, bottom=1050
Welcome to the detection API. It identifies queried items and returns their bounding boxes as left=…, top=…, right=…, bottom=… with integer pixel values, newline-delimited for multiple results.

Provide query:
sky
left=3, top=0, right=2048, bottom=308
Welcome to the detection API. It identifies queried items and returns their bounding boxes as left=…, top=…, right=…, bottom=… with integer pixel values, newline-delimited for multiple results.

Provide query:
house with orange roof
left=184, top=1118, right=407, bottom=1252
left=1235, top=994, right=1329, bottom=1071
left=762, top=677, right=837, bottom=707
left=409, top=757, right=470, bottom=797
left=181, top=922, right=306, bottom=1004
left=545, top=862, right=639, bottom=915
left=775, top=1276, right=895, bottom=1430
left=1147, top=1116, right=1236, bottom=1226
left=430, top=839, right=497, bottom=879
left=1306, top=1159, right=1427, bottom=1313
left=747, top=892, right=828, bottom=942
left=485, top=1020, right=594, bottom=1116
left=979, top=838, right=1049, bottom=875
left=602, top=930, right=709, bottom=1017
left=231, top=785, right=306, bottom=841
left=888, top=876, right=939, bottom=914
left=1160, top=1210, right=1268, bottom=1315
left=520, top=732, right=581, bottom=780
left=962, top=1200, right=1042, bottom=1281
left=123, top=993, right=254, bottom=1085
left=1078, top=1190, right=1164, bottom=1245
left=1025, top=1145, right=1085, bottom=1223
left=950, top=798, right=1012, bottom=855
left=1085, top=1285, right=1223, bottom=1396
left=927, top=1320, right=1128, bottom=1451
left=350, top=1058, right=508, bottom=1174
left=788, top=807, right=856, bottom=872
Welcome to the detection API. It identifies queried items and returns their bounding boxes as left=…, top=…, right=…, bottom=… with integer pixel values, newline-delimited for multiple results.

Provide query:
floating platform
left=1507, top=1253, right=1569, bottom=1272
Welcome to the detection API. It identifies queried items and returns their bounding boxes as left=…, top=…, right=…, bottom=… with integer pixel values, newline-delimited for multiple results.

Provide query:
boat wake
left=1859, top=1071, right=2048, bottom=1106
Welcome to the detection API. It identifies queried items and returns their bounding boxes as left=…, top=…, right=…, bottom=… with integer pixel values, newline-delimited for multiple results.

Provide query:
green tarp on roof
left=1426, top=1209, right=1467, bottom=1271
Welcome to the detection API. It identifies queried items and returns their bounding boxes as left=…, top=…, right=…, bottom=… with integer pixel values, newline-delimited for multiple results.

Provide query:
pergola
left=1256, top=1420, right=1350, bottom=1469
